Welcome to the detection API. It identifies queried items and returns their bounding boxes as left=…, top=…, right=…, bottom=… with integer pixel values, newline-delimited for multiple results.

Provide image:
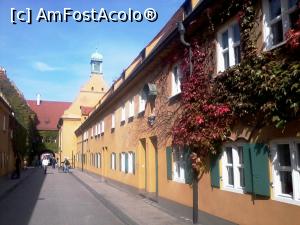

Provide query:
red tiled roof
left=80, top=106, right=94, bottom=116
left=27, top=100, right=71, bottom=131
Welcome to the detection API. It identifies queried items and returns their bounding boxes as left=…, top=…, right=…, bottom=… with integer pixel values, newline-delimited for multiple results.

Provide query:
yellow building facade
left=0, top=92, right=15, bottom=177
left=69, top=0, right=300, bottom=224
left=58, top=51, right=108, bottom=165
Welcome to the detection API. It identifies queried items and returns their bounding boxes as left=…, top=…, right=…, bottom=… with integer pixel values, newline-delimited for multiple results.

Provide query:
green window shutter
left=125, top=153, right=128, bottom=173
left=184, top=147, right=193, bottom=185
left=243, top=144, right=270, bottom=197
left=166, top=147, right=172, bottom=180
left=210, top=153, right=220, bottom=188
left=133, top=152, right=136, bottom=175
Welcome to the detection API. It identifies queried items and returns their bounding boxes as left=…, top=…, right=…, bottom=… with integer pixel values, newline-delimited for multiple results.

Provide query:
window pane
left=226, top=147, right=233, bottom=164
left=238, top=146, right=244, bottom=164
left=271, top=20, right=283, bottom=45
left=177, top=162, right=181, bottom=177
left=269, top=0, right=281, bottom=20
left=223, top=52, right=230, bottom=69
left=277, top=144, right=291, bottom=167
left=94, top=62, right=100, bottom=72
left=239, top=168, right=245, bottom=187
left=279, top=171, right=293, bottom=195
left=234, top=46, right=241, bottom=65
left=173, top=147, right=179, bottom=161
left=233, top=24, right=240, bottom=43
left=288, top=0, right=297, bottom=8
left=221, top=30, right=229, bottom=49
left=290, top=10, right=299, bottom=29
left=227, top=166, right=234, bottom=185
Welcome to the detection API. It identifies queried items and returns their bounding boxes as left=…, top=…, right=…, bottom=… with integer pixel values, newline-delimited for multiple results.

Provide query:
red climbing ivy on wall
left=172, top=41, right=233, bottom=174
left=171, top=0, right=300, bottom=178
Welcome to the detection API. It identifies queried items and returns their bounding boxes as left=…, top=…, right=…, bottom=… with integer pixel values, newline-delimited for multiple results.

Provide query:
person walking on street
left=42, top=157, right=49, bottom=174
left=52, top=157, right=56, bottom=169
left=11, top=155, right=21, bottom=179
left=63, top=158, right=70, bottom=173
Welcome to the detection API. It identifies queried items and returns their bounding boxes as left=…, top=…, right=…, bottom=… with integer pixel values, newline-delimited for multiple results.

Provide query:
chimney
left=37, top=94, right=41, bottom=106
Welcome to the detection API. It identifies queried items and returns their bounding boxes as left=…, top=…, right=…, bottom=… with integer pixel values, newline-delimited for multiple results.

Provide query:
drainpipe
left=178, top=21, right=193, bottom=76
left=178, top=21, right=198, bottom=224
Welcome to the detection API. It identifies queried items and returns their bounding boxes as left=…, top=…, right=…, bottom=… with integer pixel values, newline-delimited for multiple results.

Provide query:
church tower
left=58, top=50, right=108, bottom=164
left=90, top=50, right=103, bottom=74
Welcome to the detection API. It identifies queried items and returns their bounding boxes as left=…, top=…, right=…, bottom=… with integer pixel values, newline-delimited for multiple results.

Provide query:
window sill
left=264, top=40, right=287, bottom=52
left=222, top=186, right=245, bottom=195
left=274, top=196, right=300, bottom=206
left=172, top=177, right=186, bottom=184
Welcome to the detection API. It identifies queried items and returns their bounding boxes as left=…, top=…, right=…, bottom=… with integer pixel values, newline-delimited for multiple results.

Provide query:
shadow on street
left=0, top=168, right=45, bottom=225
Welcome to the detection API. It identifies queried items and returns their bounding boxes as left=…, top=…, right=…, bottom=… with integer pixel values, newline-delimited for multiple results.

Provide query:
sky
left=0, top=0, right=183, bottom=102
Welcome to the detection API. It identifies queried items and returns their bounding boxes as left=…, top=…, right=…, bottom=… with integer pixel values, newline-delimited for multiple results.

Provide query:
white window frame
left=97, top=153, right=101, bottom=168
left=271, top=139, right=300, bottom=206
left=138, top=90, right=146, bottom=113
left=121, top=104, right=126, bottom=122
left=95, top=125, right=98, bottom=136
left=97, top=122, right=101, bottom=135
left=173, top=146, right=185, bottom=183
left=171, top=65, right=182, bottom=96
left=129, top=97, right=134, bottom=118
left=121, top=152, right=126, bottom=172
left=91, top=127, right=94, bottom=138
left=111, top=153, right=116, bottom=170
left=128, top=152, right=134, bottom=174
left=83, top=131, right=88, bottom=141
left=221, top=142, right=245, bottom=194
left=101, top=120, right=105, bottom=134
left=263, top=0, right=298, bottom=50
left=217, top=21, right=241, bottom=72
left=111, top=113, right=115, bottom=129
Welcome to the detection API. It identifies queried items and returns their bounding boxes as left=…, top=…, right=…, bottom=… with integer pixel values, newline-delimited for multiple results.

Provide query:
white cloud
left=33, top=61, right=62, bottom=72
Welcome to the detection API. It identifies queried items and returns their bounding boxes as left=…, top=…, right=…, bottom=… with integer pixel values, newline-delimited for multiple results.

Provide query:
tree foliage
left=0, top=72, right=36, bottom=158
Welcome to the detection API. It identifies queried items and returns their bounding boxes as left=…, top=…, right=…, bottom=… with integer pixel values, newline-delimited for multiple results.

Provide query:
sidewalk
left=0, top=167, right=37, bottom=201
left=72, top=169, right=193, bottom=225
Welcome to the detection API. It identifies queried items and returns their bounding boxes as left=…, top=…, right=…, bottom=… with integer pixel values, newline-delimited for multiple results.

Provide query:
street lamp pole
left=81, top=129, right=84, bottom=172
left=178, top=21, right=198, bottom=224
